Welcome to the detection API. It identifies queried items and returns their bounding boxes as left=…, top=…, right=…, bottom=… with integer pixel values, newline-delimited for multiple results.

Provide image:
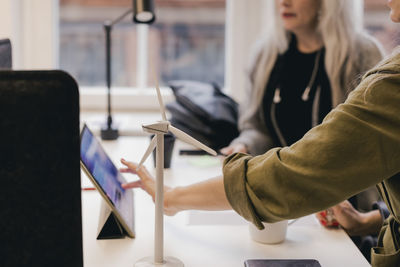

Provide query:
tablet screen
left=80, top=125, right=134, bottom=235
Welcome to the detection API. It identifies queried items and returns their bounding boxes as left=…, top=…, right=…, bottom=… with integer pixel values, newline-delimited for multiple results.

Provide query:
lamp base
left=100, top=125, right=119, bottom=140
left=134, top=256, right=184, bottom=267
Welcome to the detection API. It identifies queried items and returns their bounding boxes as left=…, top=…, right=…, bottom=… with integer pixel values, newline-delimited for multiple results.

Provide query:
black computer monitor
left=0, top=38, right=12, bottom=69
left=0, top=70, right=82, bottom=267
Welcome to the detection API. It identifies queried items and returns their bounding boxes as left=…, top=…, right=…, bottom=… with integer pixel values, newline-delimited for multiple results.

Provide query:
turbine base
left=134, top=256, right=184, bottom=267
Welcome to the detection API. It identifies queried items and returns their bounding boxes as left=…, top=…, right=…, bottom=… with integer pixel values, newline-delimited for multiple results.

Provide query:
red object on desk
left=82, top=187, right=96, bottom=191
left=318, top=209, right=339, bottom=227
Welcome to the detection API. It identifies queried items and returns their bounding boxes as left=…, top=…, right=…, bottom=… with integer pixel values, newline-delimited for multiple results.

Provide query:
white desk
left=81, top=136, right=370, bottom=267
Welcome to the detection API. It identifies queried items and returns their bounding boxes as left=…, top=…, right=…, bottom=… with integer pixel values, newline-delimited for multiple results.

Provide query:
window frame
left=0, top=0, right=59, bottom=70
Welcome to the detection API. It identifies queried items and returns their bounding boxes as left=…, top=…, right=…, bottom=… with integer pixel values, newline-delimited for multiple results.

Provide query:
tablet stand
left=97, top=200, right=127, bottom=239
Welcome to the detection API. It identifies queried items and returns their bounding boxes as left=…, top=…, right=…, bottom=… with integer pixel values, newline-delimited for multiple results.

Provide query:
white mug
left=249, top=220, right=288, bottom=244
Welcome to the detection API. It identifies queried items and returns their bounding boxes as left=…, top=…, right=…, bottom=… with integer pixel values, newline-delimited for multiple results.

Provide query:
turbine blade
left=169, top=126, right=217, bottom=156
left=151, top=64, right=167, bottom=121
left=137, top=135, right=157, bottom=169
left=155, top=82, right=167, bottom=121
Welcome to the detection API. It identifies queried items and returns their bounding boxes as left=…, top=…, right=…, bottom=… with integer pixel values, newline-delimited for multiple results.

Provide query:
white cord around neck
left=301, top=49, right=322, bottom=101
left=273, top=49, right=322, bottom=104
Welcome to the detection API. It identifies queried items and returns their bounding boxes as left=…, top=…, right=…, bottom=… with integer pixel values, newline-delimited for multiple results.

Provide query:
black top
left=263, top=35, right=332, bottom=146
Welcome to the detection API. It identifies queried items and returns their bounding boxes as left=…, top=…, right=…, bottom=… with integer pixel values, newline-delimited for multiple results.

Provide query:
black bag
left=166, top=80, right=239, bottom=150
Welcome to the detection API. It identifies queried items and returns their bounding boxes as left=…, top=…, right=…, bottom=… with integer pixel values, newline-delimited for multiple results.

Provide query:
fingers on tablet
left=122, top=180, right=142, bottom=189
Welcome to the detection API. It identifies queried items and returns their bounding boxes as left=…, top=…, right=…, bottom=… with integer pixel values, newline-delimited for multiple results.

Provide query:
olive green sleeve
left=223, top=153, right=265, bottom=229
left=223, top=70, right=400, bottom=229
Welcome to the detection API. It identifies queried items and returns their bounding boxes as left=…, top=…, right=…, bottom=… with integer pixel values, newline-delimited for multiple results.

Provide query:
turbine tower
left=134, top=80, right=216, bottom=267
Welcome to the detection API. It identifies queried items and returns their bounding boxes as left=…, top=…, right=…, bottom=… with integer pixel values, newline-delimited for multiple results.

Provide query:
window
left=364, top=0, right=400, bottom=53
left=10, top=1, right=395, bottom=111
left=59, top=0, right=226, bottom=89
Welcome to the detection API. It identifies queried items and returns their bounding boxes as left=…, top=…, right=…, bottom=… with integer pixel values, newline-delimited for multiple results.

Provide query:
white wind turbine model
left=134, top=80, right=217, bottom=267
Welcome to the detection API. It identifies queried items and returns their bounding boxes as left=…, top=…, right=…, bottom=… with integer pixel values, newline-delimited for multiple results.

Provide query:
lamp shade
left=133, top=0, right=155, bottom=24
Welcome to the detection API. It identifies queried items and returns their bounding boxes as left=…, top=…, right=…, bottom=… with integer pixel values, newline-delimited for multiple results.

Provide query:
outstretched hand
left=119, top=158, right=179, bottom=216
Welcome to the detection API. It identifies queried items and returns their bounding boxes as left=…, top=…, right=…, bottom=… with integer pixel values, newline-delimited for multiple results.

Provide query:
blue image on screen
left=80, top=126, right=125, bottom=206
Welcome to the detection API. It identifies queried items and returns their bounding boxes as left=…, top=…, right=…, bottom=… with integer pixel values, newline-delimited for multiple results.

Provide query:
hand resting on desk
left=316, top=200, right=382, bottom=236
left=220, top=143, right=247, bottom=156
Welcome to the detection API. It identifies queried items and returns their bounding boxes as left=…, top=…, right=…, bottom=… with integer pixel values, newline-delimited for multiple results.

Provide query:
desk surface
left=81, top=136, right=370, bottom=267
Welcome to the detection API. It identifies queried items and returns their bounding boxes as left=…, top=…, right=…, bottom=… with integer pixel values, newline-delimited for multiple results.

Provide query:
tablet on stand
left=80, top=124, right=135, bottom=239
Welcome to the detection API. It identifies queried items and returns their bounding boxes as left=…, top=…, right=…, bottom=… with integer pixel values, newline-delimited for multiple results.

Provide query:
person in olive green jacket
left=120, top=1, right=400, bottom=266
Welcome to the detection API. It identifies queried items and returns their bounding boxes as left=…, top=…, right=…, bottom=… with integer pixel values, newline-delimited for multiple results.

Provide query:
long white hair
left=250, top=0, right=380, bottom=108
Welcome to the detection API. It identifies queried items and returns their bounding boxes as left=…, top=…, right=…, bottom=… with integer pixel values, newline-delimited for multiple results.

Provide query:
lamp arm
left=101, top=2, right=154, bottom=141
left=103, top=7, right=133, bottom=92
left=103, top=8, right=133, bottom=131
left=108, top=8, right=133, bottom=27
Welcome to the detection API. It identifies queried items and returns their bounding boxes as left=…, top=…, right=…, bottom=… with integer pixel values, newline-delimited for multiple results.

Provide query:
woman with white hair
left=220, top=0, right=385, bottom=259
left=221, top=0, right=383, bottom=156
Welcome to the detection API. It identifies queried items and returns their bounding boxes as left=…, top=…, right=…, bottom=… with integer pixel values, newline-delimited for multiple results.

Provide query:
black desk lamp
left=101, top=0, right=155, bottom=140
